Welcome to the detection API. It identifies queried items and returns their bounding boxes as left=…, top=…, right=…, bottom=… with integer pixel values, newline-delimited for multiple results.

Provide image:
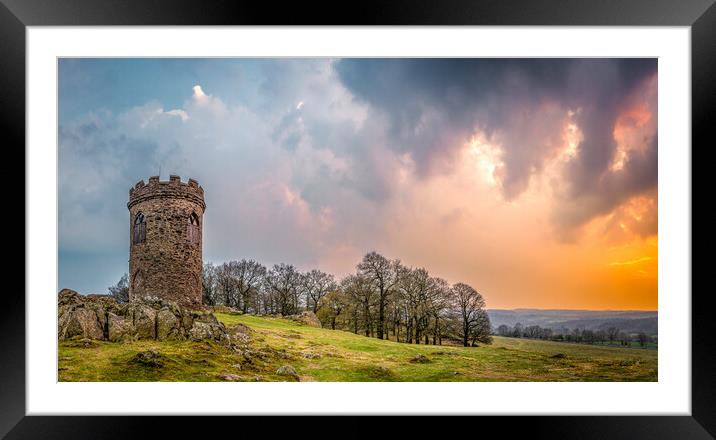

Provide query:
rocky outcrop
left=285, top=311, right=322, bottom=328
left=58, top=289, right=230, bottom=344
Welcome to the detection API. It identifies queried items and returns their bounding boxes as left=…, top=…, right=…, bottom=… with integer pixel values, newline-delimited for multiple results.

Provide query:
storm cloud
left=335, top=58, right=657, bottom=231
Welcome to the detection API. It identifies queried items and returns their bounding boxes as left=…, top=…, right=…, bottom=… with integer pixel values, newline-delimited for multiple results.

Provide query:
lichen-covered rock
left=301, top=351, right=321, bottom=359
left=59, top=307, right=104, bottom=340
left=188, top=321, right=213, bottom=341
left=58, top=290, right=105, bottom=340
left=286, top=311, right=322, bottom=328
left=126, top=303, right=157, bottom=339
left=57, top=289, right=230, bottom=344
left=276, top=365, right=299, bottom=379
left=188, top=319, right=229, bottom=343
left=227, top=323, right=253, bottom=345
left=156, top=308, right=181, bottom=340
left=58, top=289, right=84, bottom=307
left=219, top=373, right=241, bottom=381
left=107, top=312, right=133, bottom=342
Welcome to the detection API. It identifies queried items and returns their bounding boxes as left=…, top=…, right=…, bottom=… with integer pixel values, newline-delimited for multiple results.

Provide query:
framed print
left=5, top=0, right=714, bottom=437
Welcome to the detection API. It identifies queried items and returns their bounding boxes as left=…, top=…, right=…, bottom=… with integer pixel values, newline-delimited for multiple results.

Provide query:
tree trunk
left=414, top=317, right=420, bottom=344
left=377, top=298, right=385, bottom=339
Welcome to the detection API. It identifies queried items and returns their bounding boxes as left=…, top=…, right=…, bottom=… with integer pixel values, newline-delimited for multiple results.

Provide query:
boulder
left=276, top=365, right=299, bottom=379
left=227, top=323, right=252, bottom=345
left=126, top=303, right=157, bottom=339
left=286, top=311, right=322, bottom=328
left=188, top=320, right=229, bottom=343
left=58, top=289, right=116, bottom=340
left=219, top=373, right=241, bottom=381
left=58, top=304, right=104, bottom=340
left=107, top=312, right=133, bottom=342
left=301, top=351, right=321, bottom=359
left=156, top=308, right=181, bottom=341
left=188, top=321, right=213, bottom=341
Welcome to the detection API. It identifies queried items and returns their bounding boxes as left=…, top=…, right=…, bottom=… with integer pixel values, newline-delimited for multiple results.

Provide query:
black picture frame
left=3, top=0, right=713, bottom=438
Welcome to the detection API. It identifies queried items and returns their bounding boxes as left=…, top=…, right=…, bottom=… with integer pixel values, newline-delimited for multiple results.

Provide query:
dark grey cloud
left=336, top=58, right=658, bottom=229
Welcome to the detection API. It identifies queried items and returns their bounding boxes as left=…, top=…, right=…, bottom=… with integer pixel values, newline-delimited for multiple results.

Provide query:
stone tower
left=127, top=175, right=206, bottom=307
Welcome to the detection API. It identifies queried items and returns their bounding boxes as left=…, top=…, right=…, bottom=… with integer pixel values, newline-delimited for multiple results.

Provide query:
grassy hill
left=58, top=313, right=657, bottom=382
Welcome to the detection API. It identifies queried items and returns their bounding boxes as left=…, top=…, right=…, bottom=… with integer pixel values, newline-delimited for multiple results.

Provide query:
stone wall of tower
left=127, top=175, right=206, bottom=308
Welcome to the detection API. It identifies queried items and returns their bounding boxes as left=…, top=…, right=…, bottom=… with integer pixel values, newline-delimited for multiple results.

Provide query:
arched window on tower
left=133, top=212, right=146, bottom=244
left=188, top=212, right=200, bottom=245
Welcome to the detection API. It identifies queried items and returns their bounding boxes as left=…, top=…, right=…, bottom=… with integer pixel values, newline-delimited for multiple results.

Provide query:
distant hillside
left=487, top=309, right=658, bottom=336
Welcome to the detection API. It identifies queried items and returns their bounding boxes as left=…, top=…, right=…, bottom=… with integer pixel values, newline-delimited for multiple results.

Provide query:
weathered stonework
left=127, top=175, right=206, bottom=307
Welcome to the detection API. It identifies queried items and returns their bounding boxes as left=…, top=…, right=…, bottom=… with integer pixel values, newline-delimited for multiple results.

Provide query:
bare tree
left=525, top=325, right=541, bottom=339
left=357, top=252, right=402, bottom=340
left=637, top=332, right=650, bottom=348
left=215, top=262, right=239, bottom=307
left=232, top=259, right=267, bottom=313
left=513, top=322, right=523, bottom=338
left=607, top=326, right=620, bottom=344
left=264, top=263, right=302, bottom=315
left=397, top=266, right=420, bottom=343
left=427, top=277, right=450, bottom=345
left=202, top=263, right=217, bottom=305
left=450, top=282, right=491, bottom=347
left=302, top=269, right=337, bottom=313
left=108, top=273, right=129, bottom=303
left=317, top=289, right=349, bottom=330
left=469, top=309, right=492, bottom=346
left=342, top=274, right=376, bottom=337
left=496, top=324, right=511, bottom=336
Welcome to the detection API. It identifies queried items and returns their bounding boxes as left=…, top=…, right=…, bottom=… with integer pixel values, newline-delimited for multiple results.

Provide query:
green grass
left=58, top=313, right=658, bottom=382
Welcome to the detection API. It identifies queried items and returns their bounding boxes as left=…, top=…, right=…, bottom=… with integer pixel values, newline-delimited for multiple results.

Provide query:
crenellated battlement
left=128, top=175, right=206, bottom=210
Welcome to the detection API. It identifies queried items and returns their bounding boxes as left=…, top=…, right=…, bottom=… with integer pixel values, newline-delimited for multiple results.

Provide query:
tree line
left=494, top=323, right=655, bottom=348
left=198, top=251, right=492, bottom=347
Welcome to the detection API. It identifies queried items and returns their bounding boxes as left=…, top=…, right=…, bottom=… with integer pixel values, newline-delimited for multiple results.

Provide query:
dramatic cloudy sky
left=58, top=58, right=657, bottom=310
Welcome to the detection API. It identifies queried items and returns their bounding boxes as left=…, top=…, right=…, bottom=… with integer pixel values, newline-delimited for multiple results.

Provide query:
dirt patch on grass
left=550, top=353, right=567, bottom=359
